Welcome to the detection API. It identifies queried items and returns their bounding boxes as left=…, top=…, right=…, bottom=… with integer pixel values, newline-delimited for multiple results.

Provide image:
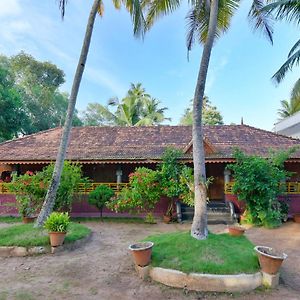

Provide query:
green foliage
left=82, top=83, right=170, bottom=126
left=107, top=167, right=161, bottom=214
left=8, top=171, right=47, bottom=217
left=0, top=222, right=90, bottom=247
left=144, top=212, right=156, bottom=224
left=143, top=231, right=259, bottom=274
left=228, top=149, right=294, bottom=228
left=179, top=166, right=195, bottom=207
left=39, top=161, right=88, bottom=211
left=88, top=185, right=114, bottom=218
left=180, top=97, right=224, bottom=126
left=44, top=212, right=70, bottom=232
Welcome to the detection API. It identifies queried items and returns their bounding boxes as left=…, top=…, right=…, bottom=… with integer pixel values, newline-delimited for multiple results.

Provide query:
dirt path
left=0, top=221, right=299, bottom=300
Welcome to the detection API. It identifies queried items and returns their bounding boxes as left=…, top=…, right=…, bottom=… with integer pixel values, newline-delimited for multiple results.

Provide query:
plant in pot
left=128, top=241, right=154, bottom=267
left=88, top=185, right=114, bottom=220
left=16, top=196, right=37, bottom=223
left=228, top=225, right=246, bottom=236
left=44, top=212, right=70, bottom=247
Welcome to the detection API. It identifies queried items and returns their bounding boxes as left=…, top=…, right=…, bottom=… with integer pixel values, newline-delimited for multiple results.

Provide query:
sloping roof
left=0, top=125, right=300, bottom=163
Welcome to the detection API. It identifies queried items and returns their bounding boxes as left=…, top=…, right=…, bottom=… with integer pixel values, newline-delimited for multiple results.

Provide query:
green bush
left=228, top=149, right=294, bottom=228
left=44, top=212, right=70, bottom=232
left=88, top=185, right=114, bottom=218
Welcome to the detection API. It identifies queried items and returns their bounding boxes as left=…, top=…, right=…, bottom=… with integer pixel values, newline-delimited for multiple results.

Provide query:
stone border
left=135, top=266, right=264, bottom=292
left=0, top=232, right=92, bottom=257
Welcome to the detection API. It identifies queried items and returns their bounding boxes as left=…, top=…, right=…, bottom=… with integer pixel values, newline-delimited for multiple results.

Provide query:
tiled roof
left=0, top=125, right=299, bottom=163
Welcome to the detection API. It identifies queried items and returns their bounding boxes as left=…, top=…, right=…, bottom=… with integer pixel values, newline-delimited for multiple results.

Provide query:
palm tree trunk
left=35, top=0, right=101, bottom=227
left=191, top=0, right=219, bottom=240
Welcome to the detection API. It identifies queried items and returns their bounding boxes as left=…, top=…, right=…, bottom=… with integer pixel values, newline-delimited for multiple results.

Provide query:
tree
left=0, top=65, right=27, bottom=141
left=262, top=0, right=300, bottom=83
left=36, top=0, right=144, bottom=226
left=278, top=79, right=300, bottom=119
left=82, top=83, right=170, bottom=126
left=180, top=97, right=224, bottom=125
left=142, top=0, right=272, bottom=239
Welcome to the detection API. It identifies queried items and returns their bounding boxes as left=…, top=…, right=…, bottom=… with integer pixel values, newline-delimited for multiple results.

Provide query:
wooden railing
left=225, top=181, right=300, bottom=195
left=0, top=182, right=129, bottom=195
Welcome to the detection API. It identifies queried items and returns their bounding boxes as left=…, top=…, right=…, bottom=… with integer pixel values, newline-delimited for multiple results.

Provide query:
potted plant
left=16, top=196, right=36, bottom=223
left=228, top=225, right=246, bottom=236
left=88, top=185, right=114, bottom=220
left=128, top=241, right=154, bottom=267
left=163, top=199, right=174, bottom=223
left=254, top=246, right=288, bottom=274
left=44, top=212, right=70, bottom=247
left=293, top=213, right=300, bottom=223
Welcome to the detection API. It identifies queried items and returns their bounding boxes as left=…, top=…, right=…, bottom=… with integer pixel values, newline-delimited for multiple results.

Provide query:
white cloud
left=0, top=0, right=21, bottom=17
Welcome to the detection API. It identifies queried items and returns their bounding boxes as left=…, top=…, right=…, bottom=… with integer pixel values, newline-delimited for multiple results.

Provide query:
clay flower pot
left=254, top=246, right=287, bottom=275
left=49, top=232, right=67, bottom=247
left=228, top=226, right=245, bottom=236
left=22, top=217, right=36, bottom=224
left=293, top=214, right=300, bottom=223
left=129, top=241, right=154, bottom=267
left=163, top=215, right=172, bottom=224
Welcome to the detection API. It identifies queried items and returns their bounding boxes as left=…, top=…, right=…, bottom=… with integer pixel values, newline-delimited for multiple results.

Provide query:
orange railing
left=0, top=182, right=128, bottom=195
left=225, top=181, right=300, bottom=195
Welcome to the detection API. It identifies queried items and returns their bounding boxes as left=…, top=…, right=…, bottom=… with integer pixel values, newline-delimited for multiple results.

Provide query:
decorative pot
left=228, top=226, right=245, bottom=236
left=163, top=215, right=172, bottom=224
left=293, top=214, right=300, bottom=223
left=49, top=232, right=67, bottom=247
left=254, top=246, right=287, bottom=275
left=22, top=217, right=35, bottom=224
left=128, top=241, right=154, bottom=267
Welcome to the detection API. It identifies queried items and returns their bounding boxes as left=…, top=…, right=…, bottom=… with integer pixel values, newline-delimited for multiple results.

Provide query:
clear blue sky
left=0, top=0, right=298, bottom=130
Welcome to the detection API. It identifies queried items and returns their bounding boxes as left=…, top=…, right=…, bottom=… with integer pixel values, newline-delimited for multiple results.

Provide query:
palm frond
left=288, top=38, right=300, bottom=57
left=97, top=1, right=105, bottom=17
left=125, top=0, right=147, bottom=37
left=58, top=0, right=67, bottom=18
left=263, top=0, right=300, bottom=25
left=291, top=78, right=300, bottom=99
left=272, top=48, right=300, bottom=83
left=248, top=0, right=274, bottom=44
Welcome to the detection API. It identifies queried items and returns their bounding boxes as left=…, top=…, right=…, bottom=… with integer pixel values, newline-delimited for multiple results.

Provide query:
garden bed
left=144, top=231, right=259, bottom=274
left=0, top=222, right=90, bottom=247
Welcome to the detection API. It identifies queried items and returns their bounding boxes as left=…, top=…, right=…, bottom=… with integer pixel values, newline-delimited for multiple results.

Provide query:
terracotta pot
left=228, top=226, right=245, bottom=236
left=49, top=232, right=67, bottom=247
left=129, top=241, right=154, bottom=267
left=163, top=215, right=172, bottom=224
left=293, top=214, right=300, bottom=223
left=22, top=217, right=35, bottom=224
left=254, top=246, right=287, bottom=275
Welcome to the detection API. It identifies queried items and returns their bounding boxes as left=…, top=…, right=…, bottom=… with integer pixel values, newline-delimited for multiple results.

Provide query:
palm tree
left=82, top=83, right=170, bottom=126
left=141, top=0, right=273, bottom=239
left=262, top=0, right=300, bottom=83
left=278, top=79, right=300, bottom=119
left=36, top=0, right=145, bottom=226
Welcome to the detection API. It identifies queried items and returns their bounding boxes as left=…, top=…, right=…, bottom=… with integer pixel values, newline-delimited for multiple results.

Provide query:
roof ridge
left=0, top=127, right=62, bottom=146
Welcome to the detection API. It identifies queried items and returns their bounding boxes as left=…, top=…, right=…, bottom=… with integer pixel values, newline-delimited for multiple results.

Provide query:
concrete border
left=147, top=267, right=262, bottom=292
left=0, top=232, right=92, bottom=257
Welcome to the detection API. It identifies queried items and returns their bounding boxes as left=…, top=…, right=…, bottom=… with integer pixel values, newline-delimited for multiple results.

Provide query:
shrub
left=228, top=149, right=294, bottom=228
left=88, top=185, right=114, bottom=218
left=44, top=212, right=70, bottom=232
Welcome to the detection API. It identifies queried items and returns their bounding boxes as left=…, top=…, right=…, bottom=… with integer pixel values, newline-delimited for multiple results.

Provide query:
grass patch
left=0, top=222, right=91, bottom=247
left=72, top=216, right=144, bottom=223
left=0, top=216, right=22, bottom=223
left=143, top=231, right=259, bottom=275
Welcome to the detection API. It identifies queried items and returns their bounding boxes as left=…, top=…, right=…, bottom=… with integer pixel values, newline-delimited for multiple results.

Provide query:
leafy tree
left=36, top=0, right=145, bottom=226
left=262, top=0, right=300, bottom=83
left=82, top=83, right=170, bottom=126
left=88, top=185, right=114, bottom=219
left=0, top=65, right=27, bottom=141
left=228, top=149, right=293, bottom=228
left=277, top=79, right=300, bottom=119
left=180, top=97, right=224, bottom=125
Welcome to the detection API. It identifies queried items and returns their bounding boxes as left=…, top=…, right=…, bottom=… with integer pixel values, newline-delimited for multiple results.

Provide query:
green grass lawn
left=143, top=231, right=259, bottom=275
left=0, top=216, right=22, bottom=223
left=0, top=222, right=91, bottom=247
left=72, top=216, right=145, bottom=223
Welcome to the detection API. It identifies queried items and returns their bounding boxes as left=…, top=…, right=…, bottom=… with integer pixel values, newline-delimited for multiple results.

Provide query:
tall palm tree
left=36, top=0, right=145, bottom=226
left=141, top=0, right=273, bottom=239
left=278, top=79, right=300, bottom=119
left=262, top=0, right=300, bottom=83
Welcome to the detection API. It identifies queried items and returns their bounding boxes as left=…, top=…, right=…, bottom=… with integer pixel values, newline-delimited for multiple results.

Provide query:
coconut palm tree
left=36, top=0, right=145, bottom=226
left=140, top=0, right=273, bottom=239
left=278, top=79, right=300, bottom=119
left=262, top=0, right=300, bottom=83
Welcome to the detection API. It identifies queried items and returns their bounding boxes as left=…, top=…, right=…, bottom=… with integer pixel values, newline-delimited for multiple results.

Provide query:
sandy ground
left=0, top=221, right=299, bottom=300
